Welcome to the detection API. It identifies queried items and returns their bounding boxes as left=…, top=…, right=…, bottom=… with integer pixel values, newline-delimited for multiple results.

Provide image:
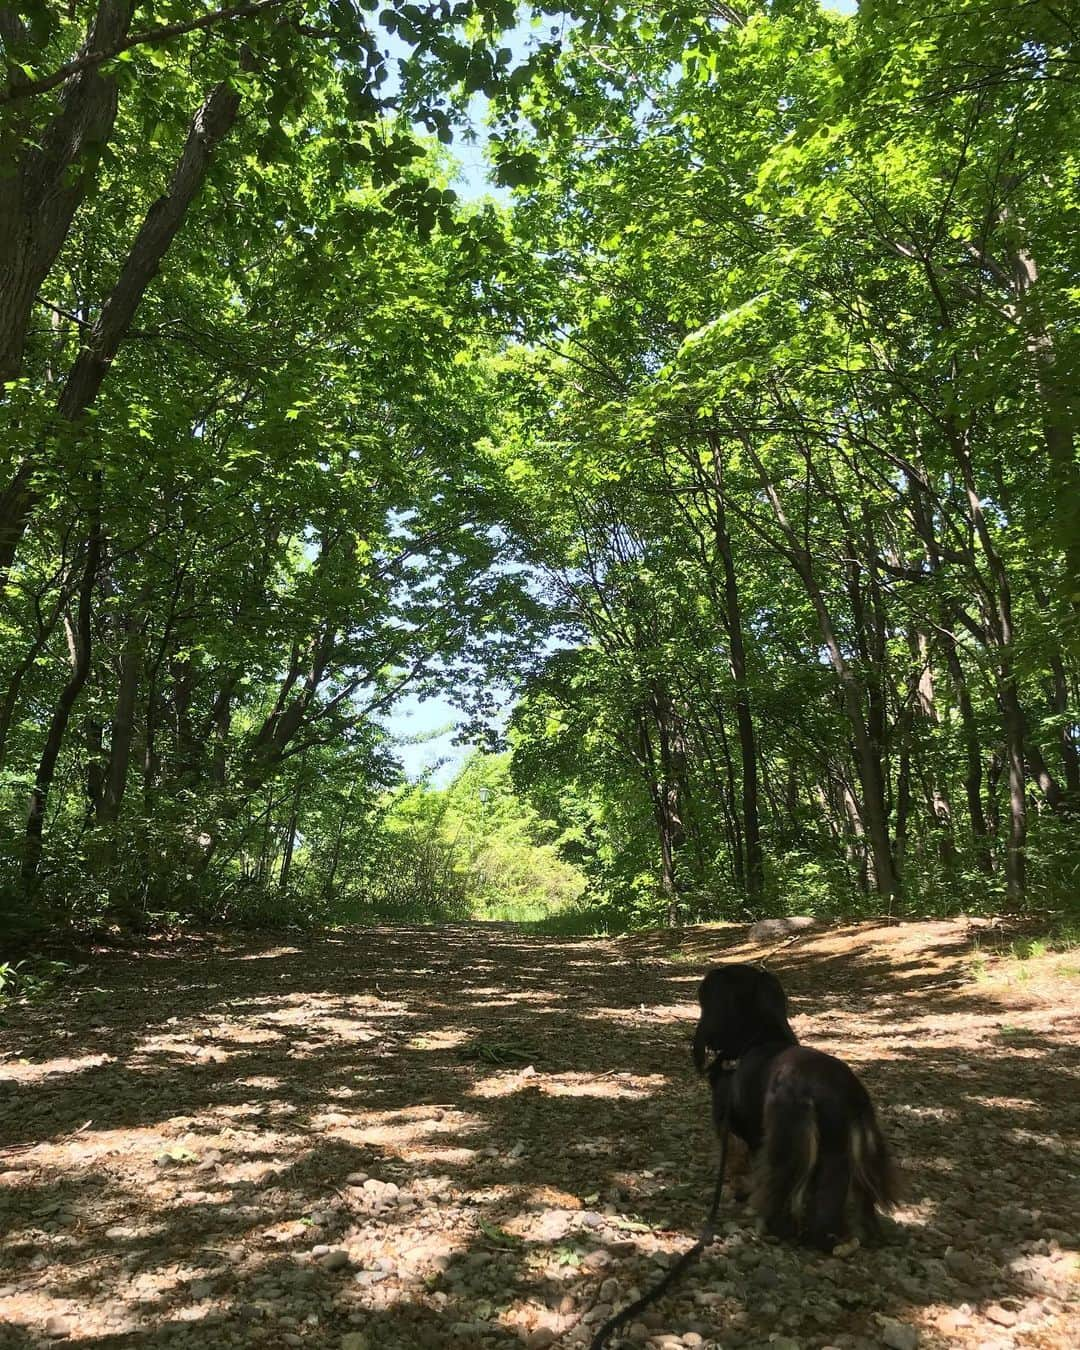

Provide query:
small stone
left=879, top=1319, right=919, bottom=1350
left=320, top=1249, right=350, bottom=1271
left=45, top=1317, right=72, bottom=1340
left=944, top=1248, right=981, bottom=1282
left=985, top=1305, right=1018, bottom=1328
left=582, top=1249, right=611, bottom=1272
left=341, top=1335, right=369, bottom=1350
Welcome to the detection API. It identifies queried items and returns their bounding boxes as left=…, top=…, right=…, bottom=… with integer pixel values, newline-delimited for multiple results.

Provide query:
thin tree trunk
left=278, top=752, right=307, bottom=893
left=97, top=613, right=143, bottom=825
left=710, top=447, right=763, bottom=895
left=748, top=448, right=900, bottom=905
left=22, top=512, right=102, bottom=890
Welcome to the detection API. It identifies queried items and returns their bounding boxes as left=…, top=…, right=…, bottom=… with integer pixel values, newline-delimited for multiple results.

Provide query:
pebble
left=944, top=1248, right=982, bottom=1283
left=341, top=1335, right=369, bottom=1350
left=879, top=1319, right=919, bottom=1350
left=319, top=1249, right=350, bottom=1271
left=44, top=1316, right=72, bottom=1339
left=985, top=1304, right=1018, bottom=1327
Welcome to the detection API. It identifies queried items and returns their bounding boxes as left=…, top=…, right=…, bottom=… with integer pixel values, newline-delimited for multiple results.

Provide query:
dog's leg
left=754, top=1094, right=817, bottom=1241
left=803, top=1147, right=850, bottom=1250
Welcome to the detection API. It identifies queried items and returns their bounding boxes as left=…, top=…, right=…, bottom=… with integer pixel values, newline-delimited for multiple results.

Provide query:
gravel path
left=1, top=919, right=1077, bottom=1349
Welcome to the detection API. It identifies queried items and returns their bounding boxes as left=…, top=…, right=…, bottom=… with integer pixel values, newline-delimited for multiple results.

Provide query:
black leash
left=588, top=1110, right=731, bottom=1350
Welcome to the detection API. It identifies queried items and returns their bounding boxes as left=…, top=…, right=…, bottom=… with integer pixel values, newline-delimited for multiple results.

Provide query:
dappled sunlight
left=1, top=919, right=1077, bottom=1348
left=407, top=1027, right=471, bottom=1051
left=469, top=1068, right=542, bottom=1099
left=0, top=1050, right=113, bottom=1081
left=234, top=946, right=304, bottom=961
left=538, top=1072, right=668, bottom=1100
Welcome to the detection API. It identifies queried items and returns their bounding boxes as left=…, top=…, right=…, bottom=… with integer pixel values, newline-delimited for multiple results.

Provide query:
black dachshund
left=692, top=963, right=897, bottom=1250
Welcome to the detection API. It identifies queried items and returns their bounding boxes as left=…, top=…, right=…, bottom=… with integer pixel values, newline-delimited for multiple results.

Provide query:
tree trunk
left=22, top=514, right=102, bottom=891
left=940, top=634, right=994, bottom=874
left=750, top=454, right=900, bottom=906
left=97, top=613, right=143, bottom=825
left=711, top=454, right=763, bottom=896
left=999, top=680, right=1028, bottom=902
left=1, top=71, right=244, bottom=577
left=279, top=753, right=307, bottom=892
left=0, top=2, right=135, bottom=391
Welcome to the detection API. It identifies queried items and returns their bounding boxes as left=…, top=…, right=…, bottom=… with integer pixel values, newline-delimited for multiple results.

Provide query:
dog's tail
left=850, top=1101, right=899, bottom=1212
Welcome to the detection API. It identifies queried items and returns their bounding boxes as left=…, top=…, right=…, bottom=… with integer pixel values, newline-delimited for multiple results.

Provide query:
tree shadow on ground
left=1, top=920, right=1077, bottom=1349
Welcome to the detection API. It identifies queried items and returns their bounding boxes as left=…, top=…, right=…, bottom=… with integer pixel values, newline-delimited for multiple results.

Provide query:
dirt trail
left=1, top=919, right=1077, bottom=1350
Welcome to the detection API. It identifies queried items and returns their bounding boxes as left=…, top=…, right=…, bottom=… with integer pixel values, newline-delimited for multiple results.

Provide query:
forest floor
left=1, top=918, right=1078, bottom=1350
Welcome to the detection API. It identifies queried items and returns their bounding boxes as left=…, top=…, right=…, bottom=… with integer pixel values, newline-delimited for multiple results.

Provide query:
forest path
left=1, top=920, right=1077, bottom=1350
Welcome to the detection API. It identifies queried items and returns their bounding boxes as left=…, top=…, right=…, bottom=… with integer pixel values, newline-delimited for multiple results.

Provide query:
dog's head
left=691, top=963, right=794, bottom=1071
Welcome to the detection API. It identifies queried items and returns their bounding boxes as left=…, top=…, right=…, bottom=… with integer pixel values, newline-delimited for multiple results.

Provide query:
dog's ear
left=751, top=968, right=790, bottom=1028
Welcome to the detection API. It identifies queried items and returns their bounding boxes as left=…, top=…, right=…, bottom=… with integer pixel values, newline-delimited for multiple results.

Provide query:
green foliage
left=354, top=752, right=588, bottom=926
left=484, top=0, right=1080, bottom=925
left=1, top=0, right=1077, bottom=936
left=0, top=957, right=75, bottom=1004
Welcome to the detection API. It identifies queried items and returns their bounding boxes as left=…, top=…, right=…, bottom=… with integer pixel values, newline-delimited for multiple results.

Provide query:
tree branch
left=1, top=0, right=288, bottom=105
